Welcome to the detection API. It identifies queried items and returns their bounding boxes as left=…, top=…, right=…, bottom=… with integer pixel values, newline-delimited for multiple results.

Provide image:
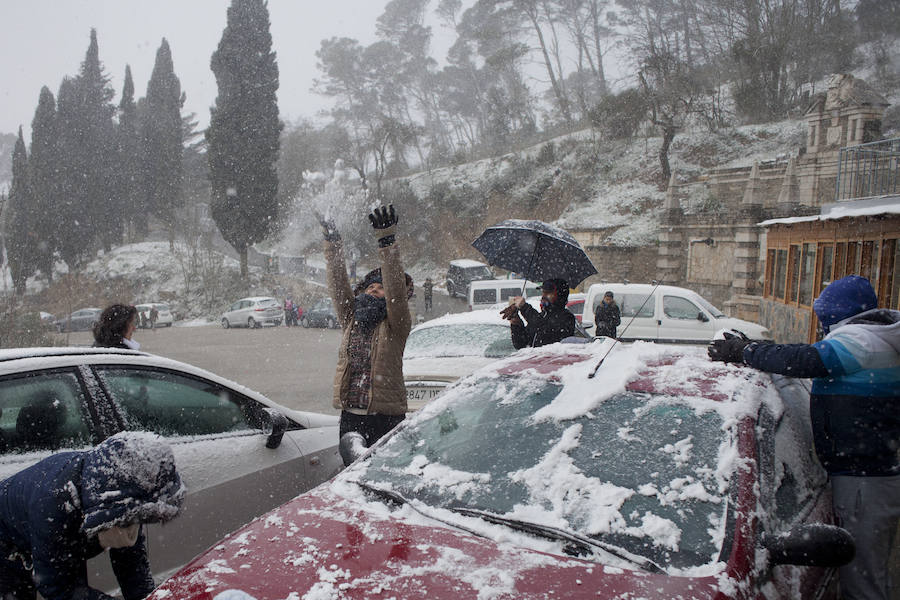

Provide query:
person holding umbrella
left=500, top=278, right=576, bottom=348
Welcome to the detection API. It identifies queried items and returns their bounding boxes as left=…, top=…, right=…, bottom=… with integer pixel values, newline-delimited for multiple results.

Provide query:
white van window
left=473, top=289, right=497, bottom=304
left=500, top=287, right=522, bottom=300
left=619, top=293, right=655, bottom=318
left=663, top=295, right=703, bottom=320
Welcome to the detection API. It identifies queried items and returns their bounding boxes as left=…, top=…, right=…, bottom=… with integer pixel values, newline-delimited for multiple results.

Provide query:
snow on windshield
left=338, top=342, right=772, bottom=575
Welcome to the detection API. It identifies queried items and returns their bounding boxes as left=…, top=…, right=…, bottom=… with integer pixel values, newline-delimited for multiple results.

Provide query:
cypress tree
left=118, top=65, right=144, bottom=239
left=142, top=39, right=184, bottom=248
left=74, top=28, right=118, bottom=252
left=29, top=86, right=59, bottom=282
left=6, top=127, right=36, bottom=295
left=207, top=0, right=282, bottom=278
left=55, top=76, right=94, bottom=270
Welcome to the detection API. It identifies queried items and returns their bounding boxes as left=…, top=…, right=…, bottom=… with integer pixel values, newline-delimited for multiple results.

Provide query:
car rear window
left=472, top=289, right=496, bottom=304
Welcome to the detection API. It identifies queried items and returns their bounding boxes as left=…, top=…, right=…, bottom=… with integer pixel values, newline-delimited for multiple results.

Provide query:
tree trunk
left=659, top=123, right=676, bottom=184
left=239, top=246, right=248, bottom=278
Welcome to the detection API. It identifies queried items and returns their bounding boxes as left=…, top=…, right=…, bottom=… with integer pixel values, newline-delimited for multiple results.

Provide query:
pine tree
left=207, top=0, right=282, bottom=278
left=118, top=65, right=144, bottom=238
left=142, top=39, right=184, bottom=248
left=6, top=128, right=36, bottom=295
left=29, top=86, right=60, bottom=281
left=75, top=28, right=118, bottom=253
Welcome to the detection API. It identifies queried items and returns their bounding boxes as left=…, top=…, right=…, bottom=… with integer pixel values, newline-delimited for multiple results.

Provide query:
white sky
left=0, top=0, right=454, bottom=136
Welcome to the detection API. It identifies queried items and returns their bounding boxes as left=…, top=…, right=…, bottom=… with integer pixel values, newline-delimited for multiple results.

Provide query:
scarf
left=354, top=293, right=387, bottom=328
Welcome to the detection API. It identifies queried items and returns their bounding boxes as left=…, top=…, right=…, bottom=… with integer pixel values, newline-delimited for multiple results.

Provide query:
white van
left=582, top=283, right=772, bottom=343
left=467, top=279, right=542, bottom=311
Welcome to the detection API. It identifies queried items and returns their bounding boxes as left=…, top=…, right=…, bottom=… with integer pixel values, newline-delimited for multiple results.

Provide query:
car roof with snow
left=411, top=308, right=509, bottom=332
left=449, top=258, right=488, bottom=268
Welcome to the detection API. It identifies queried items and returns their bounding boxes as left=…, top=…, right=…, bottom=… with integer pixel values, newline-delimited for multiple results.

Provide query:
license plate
left=406, top=387, right=443, bottom=402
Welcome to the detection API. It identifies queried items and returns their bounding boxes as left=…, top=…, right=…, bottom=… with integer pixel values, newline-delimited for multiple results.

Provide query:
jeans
left=832, top=474, right=900, bottom=600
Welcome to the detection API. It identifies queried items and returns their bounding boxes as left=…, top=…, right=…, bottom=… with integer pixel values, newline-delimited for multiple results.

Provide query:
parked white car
left=0, top=347, right=341, bottom=593
left=467, top=278, right=542, bottom=311
left=221, top=296, right=283, bottom=328
left=582, top=283, right=772, bottom=342
left=135, top=302, right=174, bottom=328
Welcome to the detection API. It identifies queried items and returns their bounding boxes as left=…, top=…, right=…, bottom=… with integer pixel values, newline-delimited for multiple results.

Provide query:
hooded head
left=353, top=268, right=414, bottom=300
left=813, top=275, right=878, bottom=333
left=540, top=279, right=569, bottom=306
left=80, top=432, right=185, bottom=537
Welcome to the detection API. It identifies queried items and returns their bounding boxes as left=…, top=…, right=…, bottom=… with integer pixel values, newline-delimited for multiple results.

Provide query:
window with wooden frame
left=881, top=239, right=898, bottom=310
left=834, top=243, right=847, bottom=280
left=774, top=249, right=788, bottom=300
left=860, top=240, right=879, bottom=285
left=788, top=245, right=801, bottom=304
left=799, top=243, right=817, bottom=306
left=817, top=243, right=834, bottom=297
left=764, top=249, right=776, bottom=297
left=846, top=242, right=859, bottom=276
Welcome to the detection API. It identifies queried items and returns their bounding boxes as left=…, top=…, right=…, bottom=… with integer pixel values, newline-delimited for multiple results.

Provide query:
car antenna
left=587, top=280, right=661, bottom=379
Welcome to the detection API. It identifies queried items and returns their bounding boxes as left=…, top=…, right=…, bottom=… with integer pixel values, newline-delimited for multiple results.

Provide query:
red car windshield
left=352, top=376, right=733, bottom=571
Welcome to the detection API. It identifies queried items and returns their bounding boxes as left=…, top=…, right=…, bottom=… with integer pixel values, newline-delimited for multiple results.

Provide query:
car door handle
left=657, top=320, right=662, bottom=325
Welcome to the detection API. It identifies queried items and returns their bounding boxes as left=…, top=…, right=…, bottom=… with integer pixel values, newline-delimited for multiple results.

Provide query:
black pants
left=339, top=411, right=405, bottom=455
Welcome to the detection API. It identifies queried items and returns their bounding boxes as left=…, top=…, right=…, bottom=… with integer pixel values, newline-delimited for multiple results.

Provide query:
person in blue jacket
left=708, top=275, right=900, bottom=600
left=0, top=432, right=185, bottom=600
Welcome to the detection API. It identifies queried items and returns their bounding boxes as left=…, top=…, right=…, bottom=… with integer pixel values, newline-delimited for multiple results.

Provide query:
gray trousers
left=832, top=474, right=900, bottom=600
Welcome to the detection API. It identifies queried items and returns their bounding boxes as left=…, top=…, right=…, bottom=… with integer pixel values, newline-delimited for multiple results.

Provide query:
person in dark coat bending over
left=0, top=431, right=185, bottom=600
left=708, top=275, right=899, bottom=600
left=501, top=278, right=576, bottom=348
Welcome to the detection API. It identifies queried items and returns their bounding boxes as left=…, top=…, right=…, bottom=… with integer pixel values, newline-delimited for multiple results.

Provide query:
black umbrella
left=471, top=219, right=598, bottom=287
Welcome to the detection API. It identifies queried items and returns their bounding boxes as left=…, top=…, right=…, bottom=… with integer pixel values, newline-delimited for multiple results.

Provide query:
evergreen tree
left=207, top=0, right=282, bottom=278
left=6, top=128, right=36, bottom=295
left=55, top=77, right=95, bottom=270
left=74, top=28, right=118, bottom=252
left=29, top=86, right=60, bottom=281
left=118, top=65, right=145, bottom=239
left=142, top=39, right=184, bottom=248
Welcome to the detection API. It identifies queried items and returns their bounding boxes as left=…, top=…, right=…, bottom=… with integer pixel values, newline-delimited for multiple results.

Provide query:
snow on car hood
left=403, top=355, right=491, bottom=380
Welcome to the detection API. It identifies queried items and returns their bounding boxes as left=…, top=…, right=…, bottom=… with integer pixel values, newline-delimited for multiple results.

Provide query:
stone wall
left=578, top=245, right=660, bottom=291
left=759, top=298, right=811, bottom=343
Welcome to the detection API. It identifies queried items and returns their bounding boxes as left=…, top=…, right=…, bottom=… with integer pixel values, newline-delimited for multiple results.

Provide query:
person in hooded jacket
left=320, top=205, right=413, bottom=464
left=593, top=290, right=621, bottom=338
left=708, top=275, right=900, bottom=600
left=0, top=431, right=185, bottom=600
left=92, top=304, right=139, bottom=350
left=501, top=278, right=576, bottom=348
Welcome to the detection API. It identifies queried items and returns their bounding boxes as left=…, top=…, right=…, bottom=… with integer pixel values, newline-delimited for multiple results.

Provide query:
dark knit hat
left=813, top=275, right=877, bottom=333
left=353, top=268, right=415, bottom=299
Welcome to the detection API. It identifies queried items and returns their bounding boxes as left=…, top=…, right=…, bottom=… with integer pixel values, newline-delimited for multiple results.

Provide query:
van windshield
left=692, top=294, right=724, bottom=318
left=464, top=266, right=493, bottom=280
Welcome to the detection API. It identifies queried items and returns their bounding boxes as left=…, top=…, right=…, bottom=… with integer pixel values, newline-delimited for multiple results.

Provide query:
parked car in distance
left=446, top=259, right=494, bottom=298
left=300, top=298, right=339, bottom=329
left=403, top=310, right=518, bottom=410
left=54, top=308, right=102, bottom=333
left=152, top=342, right=852, bottom=600
left=221, top=296, right=283, bottom=329
left=582, top=283, right=772, bottom=342
left=0, top=347, right=342, bottom=594
left=567, top=292, right=586, bottom=323
left=135, top=302, right=175, bottom=328
left=467, top=278, right=541, bottom=311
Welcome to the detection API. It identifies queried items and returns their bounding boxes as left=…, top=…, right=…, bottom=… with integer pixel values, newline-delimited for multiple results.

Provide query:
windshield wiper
left=448, top=507, right=663, bottom=574
left=351, top=480, right=410, bottom=508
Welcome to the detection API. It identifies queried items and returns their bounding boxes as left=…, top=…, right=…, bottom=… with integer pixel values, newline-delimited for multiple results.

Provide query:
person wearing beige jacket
left=320, top=205, right=413, bottom=464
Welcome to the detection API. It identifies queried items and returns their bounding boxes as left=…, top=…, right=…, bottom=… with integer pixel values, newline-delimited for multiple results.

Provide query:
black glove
left=368, top=205, right=398, bottom=247
left=708, top=331, right=751, bottom=364
left=316, top=213, right=340, bottom=242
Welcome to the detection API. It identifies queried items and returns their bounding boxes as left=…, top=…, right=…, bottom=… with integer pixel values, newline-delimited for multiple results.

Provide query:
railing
left=835, top=137, right=900, bottom=201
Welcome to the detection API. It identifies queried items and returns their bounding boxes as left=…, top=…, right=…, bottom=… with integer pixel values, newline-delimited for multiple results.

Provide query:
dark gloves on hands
left=368, top=205, right=398, bottom=247
left=707, top=331, right=751, bottom=364
left=499, top=304, right=518, bottom=321
left=317, top=214, right=340, bottom=242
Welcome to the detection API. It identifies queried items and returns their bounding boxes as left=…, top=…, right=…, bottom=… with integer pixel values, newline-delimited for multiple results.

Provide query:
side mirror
left=582, top=321, right=594, bottom=330
left=698, top=312, right=709, bottom=322
left=339, top=432, right=368, bottom=465
left=261, top=408, right=288, bottom=449
left=763, top=524, right=855, bottom=567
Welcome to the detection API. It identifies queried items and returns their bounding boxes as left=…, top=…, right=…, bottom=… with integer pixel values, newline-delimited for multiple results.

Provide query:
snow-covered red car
left=152, top=342, right=853, bottom=600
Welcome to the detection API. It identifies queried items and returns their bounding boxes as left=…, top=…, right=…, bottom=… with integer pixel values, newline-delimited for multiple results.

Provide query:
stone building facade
left=654, top=74, right=892, bottom=340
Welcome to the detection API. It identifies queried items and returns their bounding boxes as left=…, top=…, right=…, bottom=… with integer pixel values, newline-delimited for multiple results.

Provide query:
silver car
left=221, top=296, right=283, bottom=328
left=0, top=347, right=342, bottom=591
left=54, top=307, right=102, bottom=332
